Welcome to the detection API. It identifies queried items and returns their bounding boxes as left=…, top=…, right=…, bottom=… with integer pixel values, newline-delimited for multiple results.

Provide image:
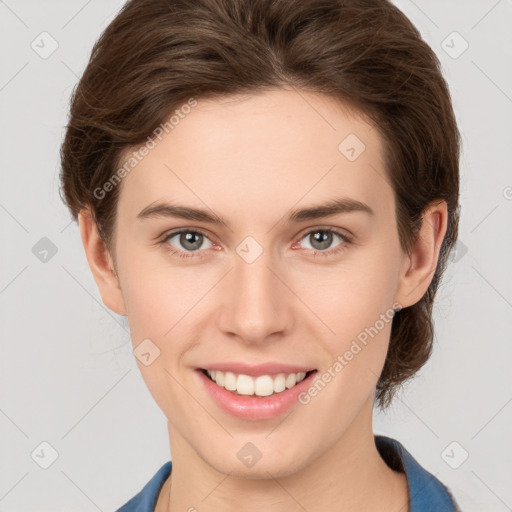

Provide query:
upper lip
left=198, top=362, right=316, bottom=377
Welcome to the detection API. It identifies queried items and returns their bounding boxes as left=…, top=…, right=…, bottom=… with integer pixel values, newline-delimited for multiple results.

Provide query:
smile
left=201, top=368, right=316, bottom=397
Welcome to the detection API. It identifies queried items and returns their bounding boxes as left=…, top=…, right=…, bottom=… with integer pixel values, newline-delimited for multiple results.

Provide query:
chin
left=203, top=448, right=308, bottom=480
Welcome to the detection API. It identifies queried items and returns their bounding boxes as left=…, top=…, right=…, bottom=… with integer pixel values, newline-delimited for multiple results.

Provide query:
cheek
left=300, top=246, right=400, bottom=387
left=303, top=250, right=399, bottom=332
left=118, top=250, right=210, bottom=386
left=119, top=247, right=205, bottom=338
left=121, top=268, right=196, bottom=414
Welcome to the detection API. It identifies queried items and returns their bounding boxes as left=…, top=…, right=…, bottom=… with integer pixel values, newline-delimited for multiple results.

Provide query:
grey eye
left=301, top=230, right=343, bottom=251
left=166, top=231, right=212, bottom=252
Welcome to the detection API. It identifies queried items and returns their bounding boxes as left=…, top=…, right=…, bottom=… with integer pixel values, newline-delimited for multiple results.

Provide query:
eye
left=160, top=229, right=214, bottom=259
left=295, top=228, right=353, bottom=257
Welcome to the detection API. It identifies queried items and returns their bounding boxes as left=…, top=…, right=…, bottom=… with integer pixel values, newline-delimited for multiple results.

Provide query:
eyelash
left=159, top=227, right=354, bottom=261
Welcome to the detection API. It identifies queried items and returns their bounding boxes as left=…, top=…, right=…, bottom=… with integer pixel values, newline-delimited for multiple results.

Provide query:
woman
left=59, top=0, right=462, bottom=510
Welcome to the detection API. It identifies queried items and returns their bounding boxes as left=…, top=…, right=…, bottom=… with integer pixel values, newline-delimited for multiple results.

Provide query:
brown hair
left=59, top=0, right=461, bottom=409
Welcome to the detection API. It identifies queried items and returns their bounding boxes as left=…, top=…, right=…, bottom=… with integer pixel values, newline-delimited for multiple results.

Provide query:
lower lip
left=196, top=369, right=317, bottom=421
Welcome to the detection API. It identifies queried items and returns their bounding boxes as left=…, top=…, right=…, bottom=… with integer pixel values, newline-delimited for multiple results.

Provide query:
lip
left=197, top=362, right=316, bottom=377
left=195, top=367, right=318, bottom=421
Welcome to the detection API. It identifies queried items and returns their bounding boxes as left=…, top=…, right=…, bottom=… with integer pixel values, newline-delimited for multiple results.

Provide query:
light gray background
left=1, top=1, right=511, bottom=510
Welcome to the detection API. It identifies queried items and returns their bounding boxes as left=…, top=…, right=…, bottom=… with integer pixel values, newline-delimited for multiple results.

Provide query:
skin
left=79, top=88, right=447, bottom=512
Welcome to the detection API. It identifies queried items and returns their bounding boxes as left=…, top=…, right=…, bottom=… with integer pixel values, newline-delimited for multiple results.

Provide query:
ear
left=78, top=208, right=127, bottom=316
left=394, top=200, right=448, bottom=308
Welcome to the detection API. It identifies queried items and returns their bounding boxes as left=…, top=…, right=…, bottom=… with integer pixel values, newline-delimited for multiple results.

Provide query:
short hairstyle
left=59, top=0, right=461, bottom=410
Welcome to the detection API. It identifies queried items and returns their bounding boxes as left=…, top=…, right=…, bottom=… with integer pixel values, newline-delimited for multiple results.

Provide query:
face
left=105, top=88, right=411, bottom=477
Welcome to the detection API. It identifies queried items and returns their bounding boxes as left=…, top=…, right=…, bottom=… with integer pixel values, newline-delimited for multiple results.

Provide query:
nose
left=217, top=248, right=293, bottom=345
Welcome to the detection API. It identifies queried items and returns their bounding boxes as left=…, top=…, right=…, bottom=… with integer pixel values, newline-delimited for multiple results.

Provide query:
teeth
left=205, top=369, right=309, bottom=397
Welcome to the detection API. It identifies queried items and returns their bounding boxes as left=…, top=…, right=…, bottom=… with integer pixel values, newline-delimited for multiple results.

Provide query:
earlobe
left=394, top=200, right=448, bottom=308
left=78, top=208, right=127, bottom=316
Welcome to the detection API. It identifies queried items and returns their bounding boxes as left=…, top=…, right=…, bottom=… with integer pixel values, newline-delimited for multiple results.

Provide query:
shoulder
left=375, top=435, right=461, bottom=512
left=115, top=461, right=172, bottom=512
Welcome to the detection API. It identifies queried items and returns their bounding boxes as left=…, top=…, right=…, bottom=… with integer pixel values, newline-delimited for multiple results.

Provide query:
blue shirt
left=115, top=435, right=460, bottom=511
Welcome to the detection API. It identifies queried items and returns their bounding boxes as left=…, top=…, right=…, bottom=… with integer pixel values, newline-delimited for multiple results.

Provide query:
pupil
left=312, top=231, right=331, bottom=250
left=181, top=232, right=202, bottom=250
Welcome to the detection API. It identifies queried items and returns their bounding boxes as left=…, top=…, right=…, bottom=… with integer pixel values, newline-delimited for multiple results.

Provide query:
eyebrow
left=136, top=197, right=374, bottom=227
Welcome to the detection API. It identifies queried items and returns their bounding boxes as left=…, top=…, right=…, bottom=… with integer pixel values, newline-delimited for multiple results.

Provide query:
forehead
left=116, top=88, right=392, bottom=225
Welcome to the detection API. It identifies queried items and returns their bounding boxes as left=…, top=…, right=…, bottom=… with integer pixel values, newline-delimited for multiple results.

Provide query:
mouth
left=199, top=368, right=318, bottom=398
